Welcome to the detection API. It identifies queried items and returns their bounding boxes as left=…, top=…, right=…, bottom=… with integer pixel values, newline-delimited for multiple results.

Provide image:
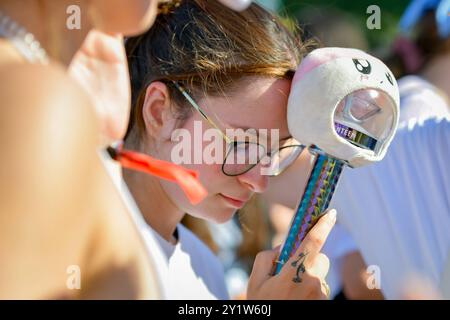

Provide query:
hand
left=247, top=209, right=336, bottom=300
left=68, top=29, right=131, bottom=144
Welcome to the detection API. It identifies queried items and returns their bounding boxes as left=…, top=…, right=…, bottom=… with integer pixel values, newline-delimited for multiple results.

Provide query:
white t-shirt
left=100, top=150, right=169, bottom=299
left=330, top=75, right=450, bottom=299
left=141, top=222, right=229, bottom=300
left=322, top=223, right=358, bottom=298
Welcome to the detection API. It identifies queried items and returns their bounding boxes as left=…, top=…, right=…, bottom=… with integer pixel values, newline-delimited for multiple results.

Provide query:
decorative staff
left=272, top=47, right=401, bottom=275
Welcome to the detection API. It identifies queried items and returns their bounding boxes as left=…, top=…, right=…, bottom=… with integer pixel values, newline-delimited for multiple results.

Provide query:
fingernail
left=328, top=209, right=337, bottom=222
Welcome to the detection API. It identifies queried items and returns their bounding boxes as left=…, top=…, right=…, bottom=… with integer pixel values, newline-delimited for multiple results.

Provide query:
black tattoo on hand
left=291, top=252, right=308, bottom=283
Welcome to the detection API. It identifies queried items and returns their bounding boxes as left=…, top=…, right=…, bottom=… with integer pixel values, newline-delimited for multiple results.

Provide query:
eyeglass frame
left=171, top=81, right=304, bottom=177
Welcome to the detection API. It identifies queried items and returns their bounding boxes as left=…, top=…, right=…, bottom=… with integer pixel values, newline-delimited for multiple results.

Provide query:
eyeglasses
left=172, top=81, right=304, bottom=176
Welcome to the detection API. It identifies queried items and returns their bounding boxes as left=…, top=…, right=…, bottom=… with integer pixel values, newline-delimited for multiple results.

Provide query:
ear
left=141, top=81, right=178, bottom=142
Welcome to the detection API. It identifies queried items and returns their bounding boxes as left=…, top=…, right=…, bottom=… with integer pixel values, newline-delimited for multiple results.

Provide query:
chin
left=194, top=206, right=237, bottom=224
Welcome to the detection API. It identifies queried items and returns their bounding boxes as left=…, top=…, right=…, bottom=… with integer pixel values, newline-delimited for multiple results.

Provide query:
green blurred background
left=257, top=0, right=412, bottom=52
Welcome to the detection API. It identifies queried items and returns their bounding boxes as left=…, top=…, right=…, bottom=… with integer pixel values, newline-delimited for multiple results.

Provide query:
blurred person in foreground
left=0, top=0, right=166, bottom=299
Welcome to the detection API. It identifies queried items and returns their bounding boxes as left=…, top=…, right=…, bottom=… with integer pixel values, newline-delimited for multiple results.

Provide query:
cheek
left=182, top=162, right=242, bottom=223
left=160, top=148, right=238, bottom=222
left=164, top=116, right=227, bottom=185
left=159, top=130, right=225, bottom=207
left=159, top=116, right=240, bottom=221
left=160, top=163, right=238, bottom=223
left=182, top=161, right=225, bottom=196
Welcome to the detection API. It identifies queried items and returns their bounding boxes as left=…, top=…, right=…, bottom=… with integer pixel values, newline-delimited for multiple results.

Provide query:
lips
left=219, top=194, right=250, bottom=209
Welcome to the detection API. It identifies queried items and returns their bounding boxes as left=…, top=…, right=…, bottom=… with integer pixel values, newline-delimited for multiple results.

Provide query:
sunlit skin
left=0, top=0, right=337, bottom=300
left=124, top=75, right=336, bottom=300
left=0, top=0, right=161, bottom=299
left=0, top=0, right=160, bottom=142
left=124, top=77, right=291, bottom=243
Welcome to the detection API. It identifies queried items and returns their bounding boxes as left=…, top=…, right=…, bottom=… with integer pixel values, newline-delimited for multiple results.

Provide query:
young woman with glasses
left=124, top=0, right=336, bottom=300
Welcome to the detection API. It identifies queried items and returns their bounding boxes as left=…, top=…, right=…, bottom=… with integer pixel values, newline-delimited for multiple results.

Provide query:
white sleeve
left=322, top=222, right=359, bottom=298
left=331, top=116, right=450, bottom=299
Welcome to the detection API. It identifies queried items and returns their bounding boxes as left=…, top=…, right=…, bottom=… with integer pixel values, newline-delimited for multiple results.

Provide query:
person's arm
left=0, top=63, right=160, bottom=299
left=341, top=251, right=384, bottom=300
left=0, top=63, right=99, bottom=298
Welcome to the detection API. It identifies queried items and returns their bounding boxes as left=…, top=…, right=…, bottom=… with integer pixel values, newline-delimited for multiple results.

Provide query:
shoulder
left=0, top=61, right=99, bottom=202
left=0, top=61, right=99, bottom=173
left=0, top=62, right=102, bottom=298
left=398, top=114, right=450, bottom=147
left=0, top=62, right=95, bottom=113
left=0, top=62, right=98, bottom=140
left=398, top=75, right=449, bottom=124
left=0, top=60, right=99, bottom=194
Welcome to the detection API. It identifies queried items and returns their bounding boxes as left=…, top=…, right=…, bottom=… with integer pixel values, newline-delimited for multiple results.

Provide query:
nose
left=237, top=163, right=269, bottom=193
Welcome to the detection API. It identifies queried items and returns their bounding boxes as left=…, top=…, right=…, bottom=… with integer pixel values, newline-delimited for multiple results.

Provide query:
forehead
left=199, top=77, right=292, bottom=138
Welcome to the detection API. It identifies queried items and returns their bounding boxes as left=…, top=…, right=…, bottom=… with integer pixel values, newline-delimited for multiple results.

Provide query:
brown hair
left=125, top=0, right=311, bottom=146
left=236, top=195, right=272, bottom=270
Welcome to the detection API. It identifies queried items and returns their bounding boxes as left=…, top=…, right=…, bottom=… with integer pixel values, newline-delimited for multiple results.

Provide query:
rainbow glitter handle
left=272, top=147, right=345, bottom=275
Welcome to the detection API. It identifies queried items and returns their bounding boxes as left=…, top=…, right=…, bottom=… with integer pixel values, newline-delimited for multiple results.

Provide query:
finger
left=320, top=281, right=331, bottom=300
left=248, top=247, right=280, bottom=290
left=306, top=253, right=330, bottom=281
left=298, top=209, right=336, bottom=256
left=276, top=210, right=335, bottom=281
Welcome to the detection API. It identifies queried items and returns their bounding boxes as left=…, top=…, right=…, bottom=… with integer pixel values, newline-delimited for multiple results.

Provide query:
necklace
left=0, top=10, right=49, bottom=64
